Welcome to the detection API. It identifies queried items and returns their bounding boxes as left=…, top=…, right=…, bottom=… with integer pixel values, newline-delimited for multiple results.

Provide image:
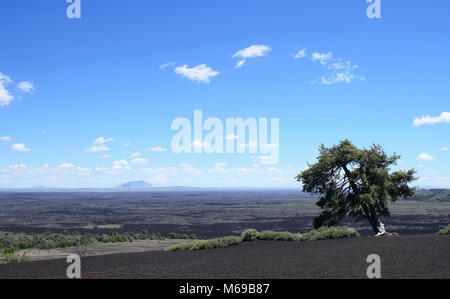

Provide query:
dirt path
left=3, top=239, right=195, bottom=262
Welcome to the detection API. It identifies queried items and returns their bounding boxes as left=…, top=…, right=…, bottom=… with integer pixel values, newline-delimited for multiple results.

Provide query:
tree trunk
left=361, top=204, right=386, bottom=235
left=369, top=206, right=386, bottom=236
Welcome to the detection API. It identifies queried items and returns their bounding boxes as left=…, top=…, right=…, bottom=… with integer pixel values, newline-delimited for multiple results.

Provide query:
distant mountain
left=404, top=189, right=450, bottom=202
left=117, top=181, right=154, bottom=189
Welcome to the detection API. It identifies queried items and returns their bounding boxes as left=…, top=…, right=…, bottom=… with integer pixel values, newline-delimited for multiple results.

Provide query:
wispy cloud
left=132, top=158, right=148, bottom=165
left=160, top=61, right=176, bottom=70
left=311, top=52, right=333, bottom=65
left=310, top=52, right=364, bottom=85
left=11, top=143, right=31, bottom=152
left=294, top=48, right=307, bottom=59
left=0, top=72, right=14, bottom=106
left=0, top=136, right=11, bottom=142
left=0, top=73, right=35, bottom=106
left=413, top=112, right=450, bottom=127
left=232, top=44, right=272, bottom=68
left=149, top=146, right=167, bottom=152
left=59, top=163, right=75, bottom=169
left=93, top=137, right=114, bottom=145
left=113, top=159, right=128, bottom=166
left=86, top=145, right=110, bottom=152
left=9, top=164, right=27, bottom=170
left=417, top=153, right=436, bottom=161
left=179, top=163, right=203, bottom=175
left=17, top=81, right=35, bottom=93
left=174, top=64, right=220, bottom=83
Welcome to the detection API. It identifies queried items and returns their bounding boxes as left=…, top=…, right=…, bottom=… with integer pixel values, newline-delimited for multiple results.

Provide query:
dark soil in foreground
left=1, top=234, right=449, bottom=279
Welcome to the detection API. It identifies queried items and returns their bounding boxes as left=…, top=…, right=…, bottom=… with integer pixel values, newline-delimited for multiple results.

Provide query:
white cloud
left=160, top=61, right=176, bottom=70
left=131, top=152, right=141, bottom=157
left=235, top=60, right=246, bottom=68
left=442, top=147, right=449, bottom=151
left=93, top=137, right=114, bottom=145
left=413, top=112, right=450, bottom=127
left=113, top=159, right=128, bottom=166
left=17, top=81, right=35, bottom=93
left=59, top=163, right=75, bottom=169
left=208, top=163, right=230, bottom=174
left=294, top=48, right=307, bottom=59
left=11, top=143, right=31, bottom=152
left=97, top=154, right=111, bottom=159
left=86, top=145, right=110, bottom=152
left=311, top=52, right=333, bottom=65
left=9, top=164, right=27, bottom=170
left=235, top=168, right=251, bottom=175
left=0, top=72, right=14, bottom=107
left=267, top=167, right=282, bottom=175
left=111, top=164, right=122, bottom=170
left=132, top=158, right=148, bottom=165
left=233, top=45, right=272, bottom=59
left=149, top=146, right=167, bottom=152
left=232, top=45, right=272, bottom=68
left=75, top=167, right=91, bottom=176
left=174, top=64, right=220, bottom=83
left=310, top=52, right=364, bottom=85
left=417, top=153, right=436, bottom=161
left=179, top=163, right=203, bottom=175
left=0, top=136, right=11, bottom=142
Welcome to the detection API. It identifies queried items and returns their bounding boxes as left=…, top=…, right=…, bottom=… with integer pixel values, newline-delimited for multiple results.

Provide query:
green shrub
left=300, top=226, right=360, bottom=241
left=437, top=224, right=450, bottom=235
left=165, top=236, right=242, bottom=251
left=241, top=229, right=258, bottom=241
left=0, top=253, right=29, bottom=264
left=256, top=230, right=302, bottom=241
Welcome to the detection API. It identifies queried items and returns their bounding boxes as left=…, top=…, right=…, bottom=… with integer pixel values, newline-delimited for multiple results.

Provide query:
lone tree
left=296, top=140, right=417, bottom=236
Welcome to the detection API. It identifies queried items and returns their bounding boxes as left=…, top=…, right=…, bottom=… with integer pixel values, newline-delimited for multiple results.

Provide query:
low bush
left=256, top=230, right=302, bottom=241
left=437, top=224, right=450, bottom=235
left=0, top=253, right=29, bottom=264
left=300, top=226, right=360, bottom=241
left=165, top=236, right=242, bottom=251
left=241, top=229, right=258, bottom=241
left=165, top=226, right=360, bottom=251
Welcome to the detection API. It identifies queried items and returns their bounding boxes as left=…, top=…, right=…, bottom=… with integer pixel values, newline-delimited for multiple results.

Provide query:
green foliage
left=165, top=227, right=359, bottom=251
left=168, top=232, right=198, bottom=240
left=405, top=189, right=450, bottom=202
left=0, top=229, right=178, bottom=255
left=437, top=224, right=450, bottom=235
left=299, top=226, right=360, bottom=241
left=0, top=252, right=29, bottom=264
left=241, top=229, right=258, bottom=241
left=256, top=230, right=302, bottom=241
left=165, top=236, right=242, bottom=251
left=296, top=140, right=417, bottom=233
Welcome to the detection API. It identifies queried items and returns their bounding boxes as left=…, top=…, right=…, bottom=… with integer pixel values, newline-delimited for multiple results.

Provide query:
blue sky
left=0, top=0, right=449, bottom=188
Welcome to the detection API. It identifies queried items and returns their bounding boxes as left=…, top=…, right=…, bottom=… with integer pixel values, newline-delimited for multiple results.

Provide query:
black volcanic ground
left=1, top=234, right=449, bottom=279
